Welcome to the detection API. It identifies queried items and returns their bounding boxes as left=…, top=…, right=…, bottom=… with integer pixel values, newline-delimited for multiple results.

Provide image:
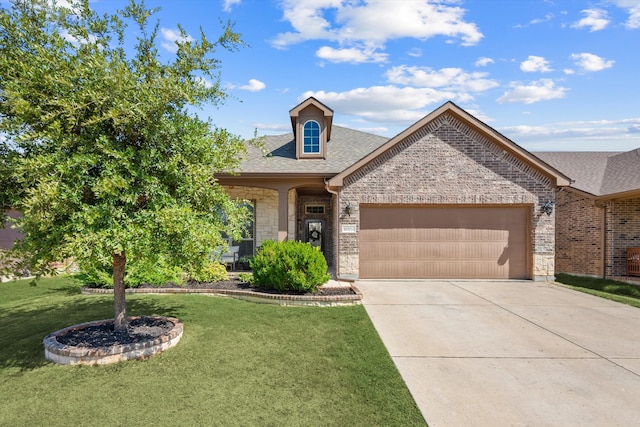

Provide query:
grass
left=555, top=273, right=640, bottom=308
left=0, top=275, right=425, bottom=427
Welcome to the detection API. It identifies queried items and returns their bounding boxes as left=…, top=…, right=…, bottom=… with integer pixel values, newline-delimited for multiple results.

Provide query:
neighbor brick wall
left=554, top=190, right=603, bottom=277
left=338, top=112, right=556, bottom=279
left=606, top=197, right=640, bottom=277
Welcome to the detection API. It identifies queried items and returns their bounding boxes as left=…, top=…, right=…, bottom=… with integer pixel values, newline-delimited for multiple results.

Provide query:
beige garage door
left=359, top=206, right=529, bottom=279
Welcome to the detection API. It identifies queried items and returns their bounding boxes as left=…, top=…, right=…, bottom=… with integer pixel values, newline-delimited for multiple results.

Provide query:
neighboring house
left=217, top=98, right=572, bottom=281
left=535, top=151, right=640, bottom=279
left=0, top=209, right=22, bottom=251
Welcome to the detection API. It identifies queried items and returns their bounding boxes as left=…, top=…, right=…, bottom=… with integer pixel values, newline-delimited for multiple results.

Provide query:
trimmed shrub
left=251, top=240, right=330, bottom=293
left=78, top=256, right=184, bottom=288
left=189, top=261, right=229, bottom=283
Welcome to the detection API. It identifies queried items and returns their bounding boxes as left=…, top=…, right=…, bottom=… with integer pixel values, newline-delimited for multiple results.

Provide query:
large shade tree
left=0, top=0, right=250, bottom=329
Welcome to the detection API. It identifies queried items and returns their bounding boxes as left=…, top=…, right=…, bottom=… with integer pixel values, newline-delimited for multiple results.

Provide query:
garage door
left=359, top=206, right=528, bottom=279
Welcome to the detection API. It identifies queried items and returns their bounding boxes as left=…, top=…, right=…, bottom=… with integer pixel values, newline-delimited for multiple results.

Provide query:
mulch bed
left=55, top=316, right=175, bottom=348
left=134, top=278, right=356, bottom=296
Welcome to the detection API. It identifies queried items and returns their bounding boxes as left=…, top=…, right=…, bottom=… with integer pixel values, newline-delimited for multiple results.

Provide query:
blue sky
left=52, top=1, right=640, bottom=151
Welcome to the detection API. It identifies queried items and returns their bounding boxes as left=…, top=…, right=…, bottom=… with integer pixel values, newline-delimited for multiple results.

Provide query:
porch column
left=277, top=187, right=289, bottom=242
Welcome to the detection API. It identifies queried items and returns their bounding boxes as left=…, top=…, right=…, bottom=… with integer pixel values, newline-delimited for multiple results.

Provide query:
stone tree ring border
left=43, top=316, right=183, bottom=365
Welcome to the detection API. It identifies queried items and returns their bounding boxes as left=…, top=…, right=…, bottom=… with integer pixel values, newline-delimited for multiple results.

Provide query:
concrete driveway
left=357, top=280, right=640, bottom=427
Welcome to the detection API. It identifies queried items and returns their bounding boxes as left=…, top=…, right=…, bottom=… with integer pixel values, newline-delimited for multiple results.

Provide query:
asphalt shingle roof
left=238, top=125, right=389, bottom=175
left=235, top=121, right=640, bottom=197
left=535, top=149, right=640, bottom=196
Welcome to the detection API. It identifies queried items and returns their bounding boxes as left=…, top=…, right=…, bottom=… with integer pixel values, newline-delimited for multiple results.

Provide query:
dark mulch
left=134, top=278, right=356, bottom=296
left=55, top=316, right=174, bottom=348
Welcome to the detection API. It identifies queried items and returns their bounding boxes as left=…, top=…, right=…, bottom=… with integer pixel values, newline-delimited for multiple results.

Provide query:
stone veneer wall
left=606, top=197, right=640, bottom=277
left=223, top=186, right=279, bottom=246
left=338, top=112, right=556, bottom=280
left=554, top=190, right=603, bottom=277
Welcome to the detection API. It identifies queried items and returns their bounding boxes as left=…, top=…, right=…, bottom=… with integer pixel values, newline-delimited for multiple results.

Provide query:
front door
left=305, top=219, right=324, bottom=253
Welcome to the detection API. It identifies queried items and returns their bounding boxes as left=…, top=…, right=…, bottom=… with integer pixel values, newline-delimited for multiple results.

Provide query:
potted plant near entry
left=238, top=256, right=253, bottom=271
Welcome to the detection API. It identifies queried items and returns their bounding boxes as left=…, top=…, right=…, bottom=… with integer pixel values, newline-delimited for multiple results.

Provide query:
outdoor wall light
left=344, top=203, right=352, bottom=217
left=541, top=200, right=554, bottom=216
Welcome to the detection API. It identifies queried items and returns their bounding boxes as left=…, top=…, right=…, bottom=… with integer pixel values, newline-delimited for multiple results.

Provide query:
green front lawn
left=555, top=273, right=640, bottom=308
left=0, top=276, right=425, bottom=426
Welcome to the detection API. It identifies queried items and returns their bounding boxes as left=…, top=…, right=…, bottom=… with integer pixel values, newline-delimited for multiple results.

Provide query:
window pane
left=303, top=121, right=320, bottom=153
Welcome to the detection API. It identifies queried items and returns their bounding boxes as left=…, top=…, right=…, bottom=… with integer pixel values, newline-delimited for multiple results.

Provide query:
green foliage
left=79, top=256, right=184, bottom=288
left=237, top=272, right=254, bottom=284
left=555, top=273, right=640, bottom=300
left=251, top=240, right=331, bottom=293
left=77, top=263, right=114, bottom=288
left=189, top=261, right=228, bottom=283
left=0, top=0, right=253, bottom=319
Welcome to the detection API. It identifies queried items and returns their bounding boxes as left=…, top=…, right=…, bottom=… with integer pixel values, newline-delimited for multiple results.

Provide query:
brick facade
left=554, top=190, right=603, bottom=277
left=338, top=113, right=556, bottom=280
left=606, top=197, right=640, bottom=277
left=554, top=191, right=640, bottom=278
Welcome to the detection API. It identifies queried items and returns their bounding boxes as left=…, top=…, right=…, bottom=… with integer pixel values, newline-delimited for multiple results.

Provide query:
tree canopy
left=0, top=0, right=250, bottom=328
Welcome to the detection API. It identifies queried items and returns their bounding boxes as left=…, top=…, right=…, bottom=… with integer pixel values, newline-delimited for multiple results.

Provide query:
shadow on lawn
left=0, top=284, right=185, bottom=372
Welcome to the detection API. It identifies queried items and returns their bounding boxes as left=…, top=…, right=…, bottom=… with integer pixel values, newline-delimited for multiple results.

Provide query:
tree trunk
left=113, top=252, right=127, bottom=331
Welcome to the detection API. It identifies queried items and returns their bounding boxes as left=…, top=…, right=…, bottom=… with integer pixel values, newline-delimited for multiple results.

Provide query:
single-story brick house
left=217, top=98, right=572, bottom=281
left=4, top=98, right=638, bottom=281
left=535, top=151, right=640, bottom=279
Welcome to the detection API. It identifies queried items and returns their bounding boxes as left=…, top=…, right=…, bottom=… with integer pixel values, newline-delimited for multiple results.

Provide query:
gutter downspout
left=325, top=179, right=340, bottom=280
left=601, top=201, right=607, bottom=279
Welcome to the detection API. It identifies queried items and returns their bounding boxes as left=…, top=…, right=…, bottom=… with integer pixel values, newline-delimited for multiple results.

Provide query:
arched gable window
left=303, top=120, right=320, bottom=154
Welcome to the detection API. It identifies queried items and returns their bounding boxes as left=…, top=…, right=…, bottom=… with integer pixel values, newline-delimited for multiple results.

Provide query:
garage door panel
left=359, top=206, right=528, bottom=279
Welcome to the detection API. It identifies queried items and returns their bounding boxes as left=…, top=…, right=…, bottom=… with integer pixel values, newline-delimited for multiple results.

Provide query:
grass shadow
left=0, top=282, right=185, bottom=372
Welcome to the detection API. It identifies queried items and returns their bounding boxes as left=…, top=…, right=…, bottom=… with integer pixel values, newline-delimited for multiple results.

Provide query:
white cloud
left=571, top=9, right=610, bottom=31
left=570, top=53, right=615, bottom=72
left=301, top=86, right=466, bottom=125
left=530, top=13, right=554, bottom=25
left=514, top=13, right=555, bottom=28
left=272, top=0, right=483, bottom=52
left=407, top=48, right=423, bottom=58
left=497, top=79, right=568, bottom=104
left=50, top=0, right=82, bottom=14
left=316, top=46, right=388, bottom=63
left=254, top=123, right=290, bottom=134
left=196, top=77, right=213, bottom=89
left=475, top=57, right=494, bottom=67
left=352, top=126, right=389, bottom=135
left=607, top=0, right=640, bottom=29
left=520, top=55, right=552, bottom=73
left=60, top=28, right=97, bottom=45
left=501, top=117, right=640, bottom=151
left=222, top=0, right=241, bottom=12
left=160, top=28, right=195, bottom=53
left=386, top=65, right=499, bottom=93
left=239, top=79, right=266, bottom=92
